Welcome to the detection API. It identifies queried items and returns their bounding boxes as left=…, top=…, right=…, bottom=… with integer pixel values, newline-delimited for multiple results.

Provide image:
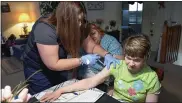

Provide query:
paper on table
left=35, top=92, right=47, bottom=100
left=34, top=89, right=104, bottom=102
left=67, top=90, right=104, bottom=102
left=54, top=90, right=86, bottom=102
left=33, top=79, right=104, bottom=102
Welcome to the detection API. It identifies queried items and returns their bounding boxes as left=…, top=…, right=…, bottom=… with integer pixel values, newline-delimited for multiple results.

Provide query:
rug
left=1, top=57, right=23, bottom=75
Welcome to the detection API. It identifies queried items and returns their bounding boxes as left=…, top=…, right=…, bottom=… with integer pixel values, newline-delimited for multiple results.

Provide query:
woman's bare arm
left=37, top=43, right=80, bottom=71
left=113, top=55, right=124, bottom=60
left=82, top=35, right=108, bottom=57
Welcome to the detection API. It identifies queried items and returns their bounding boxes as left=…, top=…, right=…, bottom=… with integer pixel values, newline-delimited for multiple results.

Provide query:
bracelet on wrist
left=79, top=58, right=82, bottom=65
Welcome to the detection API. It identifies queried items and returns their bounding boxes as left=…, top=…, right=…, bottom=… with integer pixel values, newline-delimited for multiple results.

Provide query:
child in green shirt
left=40, top=35, right=161, bottom=102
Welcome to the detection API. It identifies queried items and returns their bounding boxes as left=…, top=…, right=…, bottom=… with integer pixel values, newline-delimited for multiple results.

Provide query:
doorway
left=121, top=1, right=143, bottom=41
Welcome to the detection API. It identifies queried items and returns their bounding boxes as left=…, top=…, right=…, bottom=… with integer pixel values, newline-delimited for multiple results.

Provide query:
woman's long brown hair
left=43, top=2, right=86, bottom=58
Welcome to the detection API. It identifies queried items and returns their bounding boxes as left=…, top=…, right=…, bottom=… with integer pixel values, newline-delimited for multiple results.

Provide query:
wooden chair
left=159, top=21, right=182, bottom=63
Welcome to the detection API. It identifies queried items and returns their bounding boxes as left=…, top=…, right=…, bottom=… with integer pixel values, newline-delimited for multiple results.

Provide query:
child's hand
left=40, top=90, right=63, bottom=102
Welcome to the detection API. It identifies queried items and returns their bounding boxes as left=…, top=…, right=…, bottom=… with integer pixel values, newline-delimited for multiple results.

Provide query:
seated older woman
left=78, top=23, right=124, bottom=92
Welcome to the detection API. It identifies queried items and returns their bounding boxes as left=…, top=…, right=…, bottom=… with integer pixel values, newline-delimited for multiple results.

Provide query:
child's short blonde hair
left=123, top=34, right=151, bottom=59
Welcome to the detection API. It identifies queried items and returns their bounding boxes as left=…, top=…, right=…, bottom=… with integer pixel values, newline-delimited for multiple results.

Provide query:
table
left=96, top=93, right=121, bottom=103
left=33, top=79, right=121, bottom=103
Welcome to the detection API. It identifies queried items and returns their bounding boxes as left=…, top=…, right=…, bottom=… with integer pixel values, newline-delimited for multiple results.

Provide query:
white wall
left=2, top=2, right=40, bottom=39
left=84, top=2, right=122, bottom=31
left=0, top=2, right=1, bottom=33
left=172, top=2, right=182, bottom=66
left=142, top=1, right=182, bottom=66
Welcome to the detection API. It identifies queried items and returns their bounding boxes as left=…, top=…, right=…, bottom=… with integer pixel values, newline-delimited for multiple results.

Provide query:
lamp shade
left=18, top=13, right=30, bottom=22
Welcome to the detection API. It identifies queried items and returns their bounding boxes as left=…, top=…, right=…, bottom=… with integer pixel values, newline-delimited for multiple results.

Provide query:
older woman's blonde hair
left=85, top=23, right=104, bottom=36
left=123, top=34, right=151, bottom=59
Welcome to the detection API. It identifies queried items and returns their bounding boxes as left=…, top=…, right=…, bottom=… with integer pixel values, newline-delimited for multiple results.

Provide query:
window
left=129, top=2, right=143, bottom=24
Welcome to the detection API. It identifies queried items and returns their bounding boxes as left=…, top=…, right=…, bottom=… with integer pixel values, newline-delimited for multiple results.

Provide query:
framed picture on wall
left=87, top=2, right=104, bottom=10
left=1, top=3, right=11, bottom=13
left=39, top=1, right=60, bottom=16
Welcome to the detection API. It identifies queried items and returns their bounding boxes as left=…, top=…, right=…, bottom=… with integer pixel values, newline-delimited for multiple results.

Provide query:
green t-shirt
left=109, top=60, right=161, bottom=102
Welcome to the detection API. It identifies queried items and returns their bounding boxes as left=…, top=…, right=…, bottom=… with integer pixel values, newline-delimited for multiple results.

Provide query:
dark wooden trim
left=160, top=21, right=181, bottom=63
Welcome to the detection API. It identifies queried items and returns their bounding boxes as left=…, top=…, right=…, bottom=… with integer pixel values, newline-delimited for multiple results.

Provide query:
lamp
left=18, top=13, right=31, bottom=35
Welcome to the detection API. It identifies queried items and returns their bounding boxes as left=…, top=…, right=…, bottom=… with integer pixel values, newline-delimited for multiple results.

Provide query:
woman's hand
left=40, top=90, right=63, bottom=102
left=104, top=53, right=120, bottom=69
left=80, top=54, right=100, bottom=65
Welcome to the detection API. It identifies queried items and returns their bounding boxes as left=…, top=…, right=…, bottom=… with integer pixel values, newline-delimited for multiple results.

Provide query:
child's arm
left=107, top=86, right=114, bottom=96
left=145, top=72, right=161, bottom=102
left=145, top=93, right=159, bottom=102
left=40, top=68, right=110, bottom=102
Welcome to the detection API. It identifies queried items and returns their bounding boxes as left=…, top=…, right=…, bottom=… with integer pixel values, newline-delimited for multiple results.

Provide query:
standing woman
left=22, top=2, right=119, bottom=95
